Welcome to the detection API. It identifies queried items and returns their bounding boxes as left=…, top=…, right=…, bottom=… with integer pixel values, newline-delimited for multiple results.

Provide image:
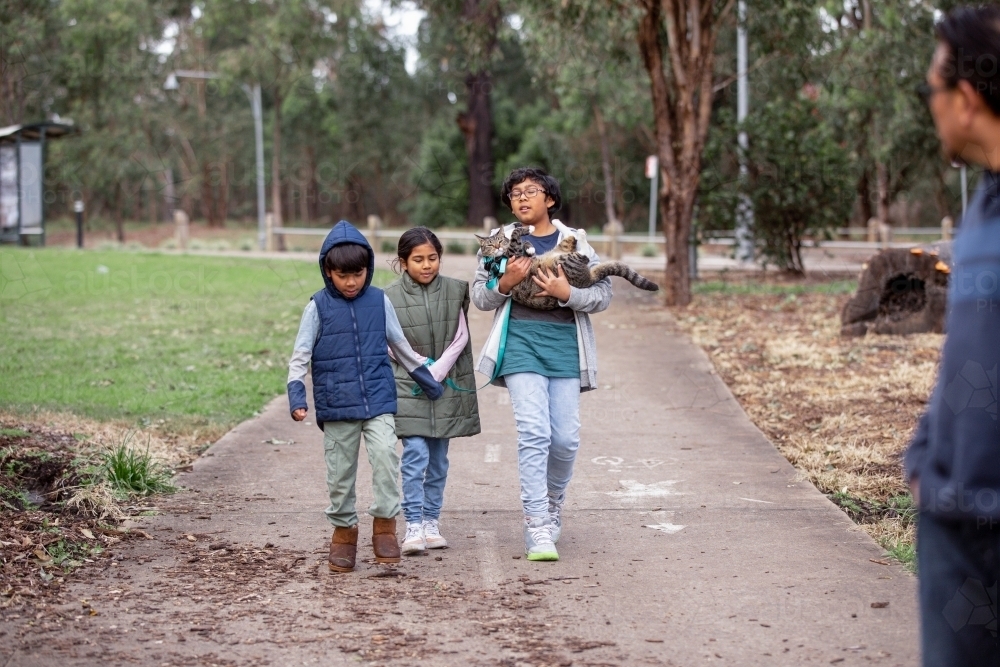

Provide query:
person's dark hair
left=392, top=226, right=443, bottom=273
left=936, top=5, right=1000, bottom=115
left=500, top=167, right=562, bottom=217
left=323, top=243, right=369, bottom=274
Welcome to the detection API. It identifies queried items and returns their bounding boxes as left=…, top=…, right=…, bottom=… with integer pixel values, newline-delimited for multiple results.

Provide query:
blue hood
left=318, top=221, right=375, bottom=300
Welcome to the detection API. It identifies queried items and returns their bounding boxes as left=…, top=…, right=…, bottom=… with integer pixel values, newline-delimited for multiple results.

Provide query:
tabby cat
left=476, top=222, right=659, bottom=310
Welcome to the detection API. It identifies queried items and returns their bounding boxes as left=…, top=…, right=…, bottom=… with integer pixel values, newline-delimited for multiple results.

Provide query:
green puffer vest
left=385, top=273, right=481, bottom=439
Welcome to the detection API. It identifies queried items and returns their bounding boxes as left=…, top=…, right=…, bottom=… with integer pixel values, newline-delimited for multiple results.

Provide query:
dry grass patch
left=674, top=278, right=942, bottom=567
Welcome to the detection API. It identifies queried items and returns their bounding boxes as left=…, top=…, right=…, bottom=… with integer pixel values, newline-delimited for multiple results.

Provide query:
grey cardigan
left=470, top=222, right=612, bottom=391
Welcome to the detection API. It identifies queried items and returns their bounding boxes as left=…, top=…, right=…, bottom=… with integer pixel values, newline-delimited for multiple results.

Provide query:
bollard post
left=367, top=214, right=381, bottom=251
left=483, top=216, right=497, bottom=233
left=878, top=221, right=892, bottom=249
left=603, top=219, right=623, bottom=260
left=941, top=216, right=953, bottom=242
left=265, top=213, right=274, bottom=252
left=74, top=200, right=84, bottom=249
left=174, top=209, right=189, bottom=250
left=867, top=217, right=879, bottom=244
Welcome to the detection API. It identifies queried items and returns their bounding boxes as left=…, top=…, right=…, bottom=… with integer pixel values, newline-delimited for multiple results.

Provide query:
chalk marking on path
left=643, top=523, right=686, bottom=534
left=484, top=444, right=501, bottom=463
left=592, top=456, right=625, bottom=466
left=738, top=497, right=775, bottom=504
left=602, top=480, right=688, bottom=501
left=475, top=530, right=504, bottom=589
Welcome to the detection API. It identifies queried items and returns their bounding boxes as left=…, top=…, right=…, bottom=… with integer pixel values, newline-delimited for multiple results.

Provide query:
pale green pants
left=322, top=414, right=401, bottom=528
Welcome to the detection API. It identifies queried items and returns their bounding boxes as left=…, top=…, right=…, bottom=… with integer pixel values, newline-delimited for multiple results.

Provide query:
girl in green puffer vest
left=385, top=227, right=481, bottom=556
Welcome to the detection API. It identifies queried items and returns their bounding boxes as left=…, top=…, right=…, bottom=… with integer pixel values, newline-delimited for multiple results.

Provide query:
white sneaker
left=401, top=521, right=426, bottom=555
left=524, top=516, right=558, bottom=561
left=548, top=501, right=563, bottom=544
left=423, top=519, right=448, bottom=549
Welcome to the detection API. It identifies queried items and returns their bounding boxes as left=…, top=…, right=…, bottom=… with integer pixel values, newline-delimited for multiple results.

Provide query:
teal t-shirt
left=497, top=230, right=580, bottom=379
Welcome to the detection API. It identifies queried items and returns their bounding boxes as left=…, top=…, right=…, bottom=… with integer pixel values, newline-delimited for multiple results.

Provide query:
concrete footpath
left=2, top=256, right=917, bottom=666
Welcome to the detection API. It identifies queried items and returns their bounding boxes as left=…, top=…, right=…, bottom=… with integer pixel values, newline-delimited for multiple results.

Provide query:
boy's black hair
left=501, top=167, right=562, bottom=217
left=936, top=5, right=1000, bottom=116
left=323, top=243, right=369, bottom=274
left=392, top=226, right=443, bottom=273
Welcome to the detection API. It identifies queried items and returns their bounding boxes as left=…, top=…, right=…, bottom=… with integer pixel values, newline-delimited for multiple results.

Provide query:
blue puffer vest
left=310, top=221, right=397, bottom=425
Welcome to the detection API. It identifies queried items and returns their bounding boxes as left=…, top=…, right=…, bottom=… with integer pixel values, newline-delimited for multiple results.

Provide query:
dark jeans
left=918, top=511, right=1000, bottom=666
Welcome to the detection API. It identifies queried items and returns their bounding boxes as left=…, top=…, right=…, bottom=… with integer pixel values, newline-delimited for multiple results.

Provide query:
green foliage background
left=0, top=0, right=970, bottom=254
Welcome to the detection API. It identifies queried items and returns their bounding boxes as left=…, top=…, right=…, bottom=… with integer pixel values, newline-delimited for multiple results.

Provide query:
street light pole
left=166, top=71, right=266, bottom=250
left=735, top=0, right=754, bottom=263
left=242, top=83, right=266, bottom=250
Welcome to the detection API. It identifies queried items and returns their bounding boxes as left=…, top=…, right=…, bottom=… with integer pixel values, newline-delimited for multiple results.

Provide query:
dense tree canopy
left=0, top=0, right=966, bottom=284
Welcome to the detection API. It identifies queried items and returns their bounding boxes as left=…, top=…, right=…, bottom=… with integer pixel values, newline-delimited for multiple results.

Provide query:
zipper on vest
left=422, top=286, right=436, bottom=435
left=349, top=301, right=370, bottom=417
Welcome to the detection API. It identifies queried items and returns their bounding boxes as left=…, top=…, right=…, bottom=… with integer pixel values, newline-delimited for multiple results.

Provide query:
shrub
left=445, top=241, right=466, bottom=255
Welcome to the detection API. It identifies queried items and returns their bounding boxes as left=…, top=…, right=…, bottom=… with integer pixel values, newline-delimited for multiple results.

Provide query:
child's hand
left=533, top=265, right=572, bottom=302
left=292, top=408, right=307, bottom=421
left=498, top=257, right=532, bottom=294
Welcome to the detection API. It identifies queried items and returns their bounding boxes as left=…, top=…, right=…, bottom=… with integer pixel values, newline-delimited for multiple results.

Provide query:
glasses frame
left=507, top=187, right=547, bottom=201
left=917, top=82, right=952, bottom=107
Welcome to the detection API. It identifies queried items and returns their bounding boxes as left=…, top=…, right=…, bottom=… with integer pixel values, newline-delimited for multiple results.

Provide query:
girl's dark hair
left=391, top=226, right=443, bottom=273
left=500, top=167, right=562, bottom=217
left=323, top=243, right=369, bottom=274
left=936, top=6, right=1000, bottom=115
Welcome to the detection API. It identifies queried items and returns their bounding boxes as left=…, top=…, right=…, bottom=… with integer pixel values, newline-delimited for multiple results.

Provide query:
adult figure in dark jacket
left=906, top=6, right=1000, bottom=665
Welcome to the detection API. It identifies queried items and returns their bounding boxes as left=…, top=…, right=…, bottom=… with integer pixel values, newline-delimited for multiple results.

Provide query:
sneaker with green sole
left=523, top=516, right=559, bottom=561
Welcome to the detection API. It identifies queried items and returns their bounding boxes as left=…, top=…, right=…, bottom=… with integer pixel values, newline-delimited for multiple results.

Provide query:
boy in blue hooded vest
left=287, top=221, right=443, bottom=572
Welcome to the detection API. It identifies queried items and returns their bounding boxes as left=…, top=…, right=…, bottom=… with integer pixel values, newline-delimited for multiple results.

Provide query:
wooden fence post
left=174, top=209, right=189, bottom=250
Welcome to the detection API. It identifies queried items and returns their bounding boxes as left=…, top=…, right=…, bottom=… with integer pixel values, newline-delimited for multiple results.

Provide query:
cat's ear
left=474, top=234, right=488, bottom=242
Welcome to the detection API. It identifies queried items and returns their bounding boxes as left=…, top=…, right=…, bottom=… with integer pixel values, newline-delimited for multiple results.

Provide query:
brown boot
left=372, top=516, right=401, bottom=564
left=328, top=525, right=358, bottom=573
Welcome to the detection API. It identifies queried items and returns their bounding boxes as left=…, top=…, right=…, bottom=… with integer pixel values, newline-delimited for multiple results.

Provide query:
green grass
left=693, top=279, right=857, bottom=296
left=103, top=434, right=174, bottom=496
left=0, top=247, right=394, bottom=429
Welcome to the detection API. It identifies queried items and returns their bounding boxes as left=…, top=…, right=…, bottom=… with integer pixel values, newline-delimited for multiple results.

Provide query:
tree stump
left=840, top=246, right=951, bottom=337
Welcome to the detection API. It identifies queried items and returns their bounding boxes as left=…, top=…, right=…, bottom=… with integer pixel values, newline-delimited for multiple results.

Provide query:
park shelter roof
left=0, top=122, right=76, bottom=144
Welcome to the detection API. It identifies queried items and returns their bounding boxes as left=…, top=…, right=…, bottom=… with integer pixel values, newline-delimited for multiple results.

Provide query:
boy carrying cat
left=471, top=167, right=612, bottom=561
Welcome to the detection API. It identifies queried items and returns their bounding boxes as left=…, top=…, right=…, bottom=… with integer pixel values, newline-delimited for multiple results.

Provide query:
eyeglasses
left=917, top=82, right=951, bottom=107
left=508, top=187, right=546, bottom=201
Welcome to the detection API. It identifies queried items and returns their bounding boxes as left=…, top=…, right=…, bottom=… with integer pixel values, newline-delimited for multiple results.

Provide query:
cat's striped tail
left=592, top=263, right=659, bottom=291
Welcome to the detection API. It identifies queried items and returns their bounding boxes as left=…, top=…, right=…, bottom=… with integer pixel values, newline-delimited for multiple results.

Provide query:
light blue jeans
left=400, top=436, right=450, bottom=524
left=505, top=372, right=581, bottom=518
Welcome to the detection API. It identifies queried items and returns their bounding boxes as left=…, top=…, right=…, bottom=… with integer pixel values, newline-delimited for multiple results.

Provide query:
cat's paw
left=527, top=225, right=535, bottom=234
left=525, top=246, right=536, bottom=256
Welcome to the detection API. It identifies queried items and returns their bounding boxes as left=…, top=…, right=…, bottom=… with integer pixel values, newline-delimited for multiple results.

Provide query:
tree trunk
left=637, top=0, right=731, bottom=306
left=201, top=160, right=218, bottom=226
left=216, top=158, right=229, bottom=225
left=855, top=167, right=873, bottom=225
left=458, top=70, right=496, bottom=228
left=114, top=185, right=125, bottom=243
left=306, top=145, right=318, bottom=222
left=593, top=104, right=619, bottom=226
left=933, top=167, right=951, bottom=221
left=456, top=0, right=500, bottom=229
left=271, top=87, right=285, bottom=250
left=876, top=159, right=890, bottom=224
